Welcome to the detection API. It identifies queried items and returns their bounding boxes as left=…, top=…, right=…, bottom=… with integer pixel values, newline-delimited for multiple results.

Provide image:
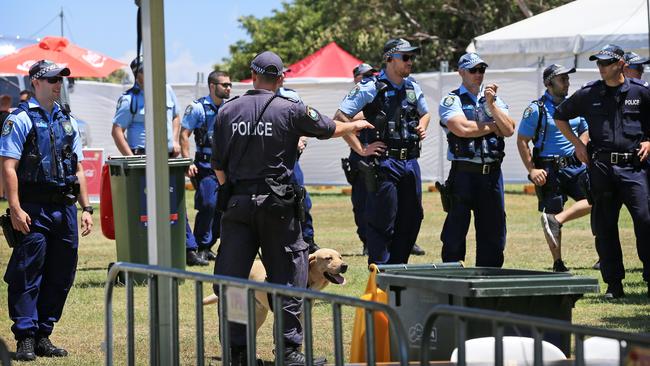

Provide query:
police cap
left=543, top=64, right=576, bottom=84
left=588, top=44, right=624, bottom=61
left=458, top=53, right=488, bottom=70
left=383, top=38, right=420, bottom=57
left=130, top=55, right=144, bottom=75
left=250, top=51, right=284, bottom=77
left=353, top=63, right=377, bottom=77
left=29, top=60, right=70, bottom=80
left=624, top=51, right=650, bottom=65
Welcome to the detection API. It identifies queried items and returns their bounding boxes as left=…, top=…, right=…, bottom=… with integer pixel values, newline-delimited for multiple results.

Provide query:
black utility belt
left=131, top=147, right=146, bottom=155
left=20, top=186, right=79, bottom=205
left=593, top=151, right=637, bottom=165
left=232, top=183, right=273, bottom=195
left=534, top=155, right=580, bottom=169
left=452, top=160, right=501, bottom=175
left=385, top=147, right=420, bottom=160
left=194, top=152, right=212, bottom=163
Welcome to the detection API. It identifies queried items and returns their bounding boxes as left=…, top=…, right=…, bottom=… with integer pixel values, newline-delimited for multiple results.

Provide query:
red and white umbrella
left=0, top=36, right=124, bottom=77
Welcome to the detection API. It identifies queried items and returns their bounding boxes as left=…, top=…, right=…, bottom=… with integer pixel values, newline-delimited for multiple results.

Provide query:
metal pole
left=60, top=7, right=64, bottom=37
left=647, top=0, right=650, bottom=53
left=141, top=0, right=176, bottom=365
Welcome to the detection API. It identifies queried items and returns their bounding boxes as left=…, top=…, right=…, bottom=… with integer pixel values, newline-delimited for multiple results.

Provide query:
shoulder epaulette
left=581, top=80, right=600, bottom=89
left=222, top=96, right=240, bottom=105
left=629, top=78, right=649, bottom=88
left=276, top=94, right=300, bottom=103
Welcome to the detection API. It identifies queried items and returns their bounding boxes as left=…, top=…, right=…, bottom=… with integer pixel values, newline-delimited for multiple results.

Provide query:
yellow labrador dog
left=202, top=248, right=347, bottom=333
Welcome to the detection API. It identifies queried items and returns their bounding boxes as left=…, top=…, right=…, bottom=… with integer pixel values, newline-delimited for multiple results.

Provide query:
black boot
left=35, top=336, right=67, bottom=357
left=411, top=243, right=425, bottom=256
left=604, top=281, right=625, bottom=300
left=552, top=259, right=569, bottom=272
left=199, top=248, right=217, bottom=261
left=284, top=346, right=326, bottom=366
left=15, top=337, right=36, bottom=361
left=186, top=250, right=209, bottom=266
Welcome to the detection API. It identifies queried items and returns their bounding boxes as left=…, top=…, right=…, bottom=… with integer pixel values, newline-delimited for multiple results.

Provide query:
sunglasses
left=467, top=67, right=486, bottom=74
left=41, top=76, right=63, bottom=84
left=391, top=53, right=416, bottom=62
left=596, top=59, right=618, bottom=67
left=213, top=82, right=232, bottom=88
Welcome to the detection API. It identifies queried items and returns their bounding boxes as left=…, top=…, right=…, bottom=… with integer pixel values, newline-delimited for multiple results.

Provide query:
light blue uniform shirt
left=0, top=99, right=83, bottom=164
left=438, top=84, right=509, bottom=162
left=518, top=91, right=588, bottom=157
left=182, top=95, right=222, bottom=154
left=113, top=83, right=178, bottom=152
left=339, top=70, right=428, bottom=117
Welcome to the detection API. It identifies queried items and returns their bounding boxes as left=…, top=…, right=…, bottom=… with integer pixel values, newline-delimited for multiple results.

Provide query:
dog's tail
left=202, top=293, right=218, bottom=305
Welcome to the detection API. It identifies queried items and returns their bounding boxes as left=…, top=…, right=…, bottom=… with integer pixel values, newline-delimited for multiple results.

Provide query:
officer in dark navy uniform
left=623, top=51, right=650, bottom=80
left=555, top=44, right=650, bottom=299
left=112, top=56, right=207, bottom=266
left=0, top=60, right=94, bottom=361
left=517, top=64, right=591, bottom=272
left=438, top=52, right=516, bottom=267
left=181, top=71, right=232, bottom=261
left=336, top=39, right=430, bottom=265
left=211, top=51, right=371, bottom=365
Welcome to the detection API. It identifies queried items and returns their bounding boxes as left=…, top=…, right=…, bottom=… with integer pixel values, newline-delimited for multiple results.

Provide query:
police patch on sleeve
left=306, top=106, right=320, bottom=121
left=347, top=86, right=360, bottom=99
left=1, top=119, right=13, bottom=136
left=522, top=106, right=533, bottom=118
left=442, top=95, right=456, bottom=107
left=184, top=105, right=193, bottom=116
left=62, top=121, right=74, bottom=136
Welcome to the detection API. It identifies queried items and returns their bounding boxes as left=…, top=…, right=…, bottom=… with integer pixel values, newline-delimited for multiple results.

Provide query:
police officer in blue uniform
left=180, top=71, right=231, bottom=261
left=336, top=39, right=430, bottom=265
left=211, top=51, right=371, bottom=365
left=517, top=64, right=592, bottom=272
left=277, top=79, right=320, bottom=253
left=112, top=56, right=208, bottom=266
left=438, top=52, right=516, bottom=267
left=0, top=60, right=94, bottom=361
left=555, top=44, right=650, bottom=299
left=623, top=51, right=650, bottom=80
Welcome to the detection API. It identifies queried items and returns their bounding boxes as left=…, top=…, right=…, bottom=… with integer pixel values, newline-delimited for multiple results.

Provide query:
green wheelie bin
left=375, top=265, right=600, bottom=361
left=107, top=156, right=191, bottom=283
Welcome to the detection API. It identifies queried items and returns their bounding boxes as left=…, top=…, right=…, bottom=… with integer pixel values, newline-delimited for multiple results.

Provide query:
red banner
left=82, top=148, right=103, bottom=203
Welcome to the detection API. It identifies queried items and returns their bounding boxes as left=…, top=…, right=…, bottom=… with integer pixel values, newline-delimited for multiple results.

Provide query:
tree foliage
left=219, top=0, right=571, bottom=81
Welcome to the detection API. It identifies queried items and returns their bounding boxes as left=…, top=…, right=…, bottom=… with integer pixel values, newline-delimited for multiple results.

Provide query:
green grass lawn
left=0, top=185, right=648, bottom=365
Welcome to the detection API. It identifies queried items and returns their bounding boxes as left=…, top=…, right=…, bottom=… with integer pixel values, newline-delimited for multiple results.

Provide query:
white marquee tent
left=467, top=0, right=649, bottom=69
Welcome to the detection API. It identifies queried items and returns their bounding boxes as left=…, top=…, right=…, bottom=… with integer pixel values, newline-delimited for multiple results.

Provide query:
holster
left=216, top=181, right=233, bottom=212
left=0, top=209, right=20, bottom=248
left=435, top=181, right=452, bottom=213
left=341, top=158, right=358, bottom=185
left=293, top=184, right=307, bottom=223
left=260, top=178, right=299, bottom=219
left=357, top=160, right=379, bottom=193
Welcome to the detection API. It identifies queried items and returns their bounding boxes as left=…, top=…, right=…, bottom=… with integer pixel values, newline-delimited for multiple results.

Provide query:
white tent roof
left=467, top=0, right=649, bottom=69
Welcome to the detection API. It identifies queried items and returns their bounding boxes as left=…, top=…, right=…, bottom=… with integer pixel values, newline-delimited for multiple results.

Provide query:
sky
left=2, top=0, right=287, bottom=83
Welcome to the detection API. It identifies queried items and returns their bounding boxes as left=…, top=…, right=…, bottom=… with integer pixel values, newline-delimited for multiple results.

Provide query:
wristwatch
left=82, top=206, right=94, bottom=215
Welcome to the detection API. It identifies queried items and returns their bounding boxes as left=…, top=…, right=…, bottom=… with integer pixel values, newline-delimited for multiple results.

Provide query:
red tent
left=241, top=42, right=364, bottom=82
left=284, top=42, right=363, bottom=79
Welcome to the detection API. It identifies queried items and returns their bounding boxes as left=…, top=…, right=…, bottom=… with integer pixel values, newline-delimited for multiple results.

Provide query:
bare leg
left=555, top=199, right=591, bottom=224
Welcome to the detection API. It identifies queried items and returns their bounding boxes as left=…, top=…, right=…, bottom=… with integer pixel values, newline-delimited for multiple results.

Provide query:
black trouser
left=213, top=193, right=308, bottom=347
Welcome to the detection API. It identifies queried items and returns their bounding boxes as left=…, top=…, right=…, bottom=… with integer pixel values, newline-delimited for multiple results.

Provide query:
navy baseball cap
left=250, top=51, right=284, bottom=77
left=624, top=51, right=650, bottom=65
left=588, top=44, right=624, bottom=61
left=29, top=60, right=70, bottom=80
left=543, top=64, right=576, bottom=84
left=458, top=53, right=488, bottom=69
left=130, top=55, right=143, bottom=74
left=353, top=63, right=377, bottom=77
left=383, top=38, right=420, bottom=56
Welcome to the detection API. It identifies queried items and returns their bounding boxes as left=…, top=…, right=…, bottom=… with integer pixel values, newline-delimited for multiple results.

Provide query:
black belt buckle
left=557, top=157, right=568, bottom=169
left=399, top=148, right=407, bottom=160
left=610, top=153, right=618, bottom=164
left=482, top=164, right=491, bottom=175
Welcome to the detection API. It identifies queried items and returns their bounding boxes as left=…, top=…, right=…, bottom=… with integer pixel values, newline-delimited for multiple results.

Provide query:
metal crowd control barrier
left=104, top=262, right=410, bottom=366
left=0, top=338, right=11, bottom=366
left=419, top=304, right=650, bottom=366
